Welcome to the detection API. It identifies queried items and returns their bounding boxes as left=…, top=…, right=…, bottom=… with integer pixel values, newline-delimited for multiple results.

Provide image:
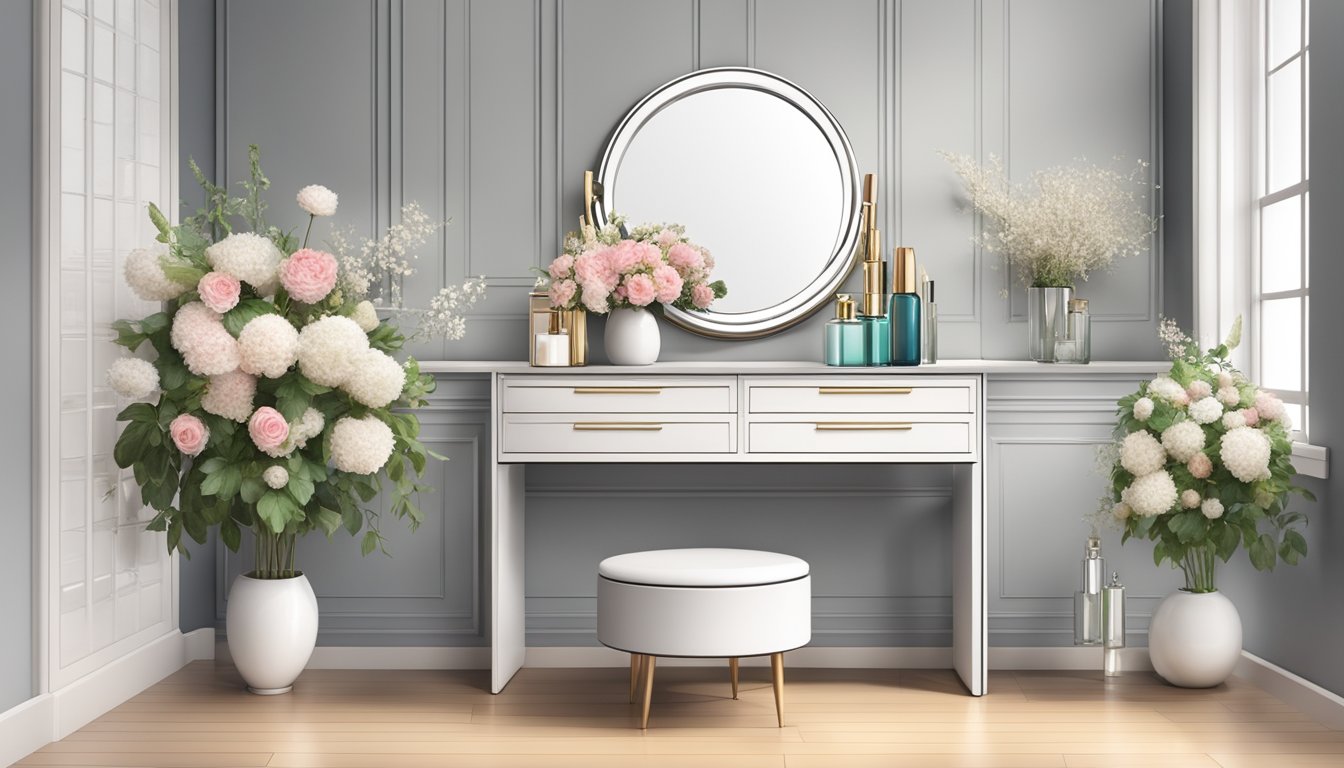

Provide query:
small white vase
left=225, top=573, right=319, bottom=695
left=1147, top=589, right=1242, bottom=688
left=604, top=307, right=661, bottom=366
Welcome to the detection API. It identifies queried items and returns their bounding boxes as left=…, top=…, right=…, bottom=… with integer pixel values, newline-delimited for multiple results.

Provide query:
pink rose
left=1187, top=452, right=1213, bottom=479
left=280, top=248, right=338, bottom=304
left=667, top=242, right=704, bottom=275
left=248, top=406, right=290, bottom=453
left=623, top=273, right=656, bottom=307
left=548, top=254, right=574, bottom=280
left=170, top=413, right=209, bottom=456
left=580, top=282, right=608, bottom=314
left=1187, top=380, right=1212, bottom=400
left=655, top=229, right=680, bottom=249
left=608, top=240, right=642, bottom=274
left=1240, top=408, right=1260, bottom=426
left=634, top=241, right=663, bottom=271
left=197, top=271, right=241, bottom=314
left=652, top=264, right=684, bottom=304
left=548, top=279, right=577, bottom=309
left=691, top=283, right=714, bottom=309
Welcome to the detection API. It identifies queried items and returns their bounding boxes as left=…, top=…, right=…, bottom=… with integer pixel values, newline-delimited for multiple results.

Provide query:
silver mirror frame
left=594, top=67, right=862, bottom=339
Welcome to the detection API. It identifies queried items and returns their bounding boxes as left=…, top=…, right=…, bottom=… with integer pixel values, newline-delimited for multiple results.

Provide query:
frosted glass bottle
left=825, top=295, right=867, bottom=366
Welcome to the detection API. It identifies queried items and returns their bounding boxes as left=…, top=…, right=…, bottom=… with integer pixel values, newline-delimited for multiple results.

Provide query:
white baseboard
left=1234, top=651, right=1344, bottom=730
left=208, top=644, right=1152, bottom=672
left=0, top=694, right=55, bottom=768
left=0, top=627, right=202, bottom=766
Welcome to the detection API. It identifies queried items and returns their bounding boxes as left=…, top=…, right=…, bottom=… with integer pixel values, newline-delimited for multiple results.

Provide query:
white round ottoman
left=597, top=548, right=811, bottom=728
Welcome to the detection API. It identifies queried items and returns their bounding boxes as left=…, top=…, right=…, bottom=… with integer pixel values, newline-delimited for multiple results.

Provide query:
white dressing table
left=420, top=359, right=1166, bottom=697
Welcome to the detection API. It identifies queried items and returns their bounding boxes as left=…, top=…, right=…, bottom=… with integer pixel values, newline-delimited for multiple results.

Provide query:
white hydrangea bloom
left=1146, top=376, right=1186, bottom=403
left=238, top=314, right=300, bottom=378
left=107, top=358, right=159, bottom=400
left=296, top=184, right=339, bottom=217
left=290, top=407, right=325, bottom=448
left=342, top=348, right=405, bottom=408
left=263, top=466, right=289, bottom=490
left=350, top=300, right=380, bottom=332
left=330, top=415, right=395, bottom=475
left=206, top=232, right=283, bottom=287
left=124, top=245, right=193, bottom=302
left=1132, top=396, right=1154, bottom=421
left=1160, top=421, right=1205, bottom=462
left=1123, top=470, right=1178, bottom=517
left=1120, top=430, right=1166, bottom=477
left=1201, top=498, right=1225, bottom=519
left=1222, top=411, right=1247, bottom=430
left=1220, top=426, right=1272, bottom=482
left=1217, top=387, right=1241, bottom=407
left=200, top=369, right=257, bottom=423
left=1112, top=502, right=1132, bottom=521
left=1188, top=397, right=1224, bottom=425
left=297, top=315, right=370, bottom=386
left=169, top=302, right=240, bottom=376
left=1180, top=489, right=1201, bottom=509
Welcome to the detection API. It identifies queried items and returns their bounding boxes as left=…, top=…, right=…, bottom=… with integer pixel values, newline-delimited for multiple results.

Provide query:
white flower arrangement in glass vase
left=1101, top=317, right=1312, bottom=593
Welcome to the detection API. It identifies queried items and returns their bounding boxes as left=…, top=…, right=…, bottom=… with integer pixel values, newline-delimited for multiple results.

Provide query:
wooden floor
left=15, top=661, right=1344, bottom=768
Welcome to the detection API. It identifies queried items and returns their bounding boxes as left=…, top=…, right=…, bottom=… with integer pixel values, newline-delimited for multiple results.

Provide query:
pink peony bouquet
left=1104, top=317, right=1311, bottom=592
left=106, top=145, right=483, bottom=577
left=541, top=217, right=727, bottom=314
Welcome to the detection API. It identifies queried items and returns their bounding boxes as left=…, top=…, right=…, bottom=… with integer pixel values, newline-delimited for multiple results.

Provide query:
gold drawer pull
left=572, top=421, right=664, bottom=431
left=814, top=422, right=914, bottom=431
left=818, top=387, right=913, bottom=395
left=573, top=387, right=663, bottom=395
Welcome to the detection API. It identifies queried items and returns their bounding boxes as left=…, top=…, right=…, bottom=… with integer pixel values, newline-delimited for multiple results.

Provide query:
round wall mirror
left=595, top=68, right=862, bottom=339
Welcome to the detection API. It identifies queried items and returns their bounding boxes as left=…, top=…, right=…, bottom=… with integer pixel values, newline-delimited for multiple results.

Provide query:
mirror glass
left=597, top=68, right=861, bottom=338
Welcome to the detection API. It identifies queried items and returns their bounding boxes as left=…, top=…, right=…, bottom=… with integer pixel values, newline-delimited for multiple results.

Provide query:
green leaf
left=157, top=351, right=190, bottom=391
left=239, top=476, right=266, bottom=505
left=199, top=457, right=227, bottom=475
left=111, top=320, right=147, bottom=351
left=286, top=472, right=315, bottom=506
left=256, top=490, right=297, bottom=534
left=113, top=424, right=148, bottom=468
left=1152, top=540, right=1167, bottom=566
left=1214, top=523, right=1240, bottom=562
left=147, top=202, right=172, bottom=240
left=274, top=378, right=310, bottom=422
left=341, top=501, right=362, bottom=536
left=360, top=530, right=378, bottom=557
left=313, top=507, right=342, bottom=537
left=221, top=299, right=280, bottom=338
left=220, top=517, right=242, bottom=552
left=1248, top=533, right=1278, bottom=571
left=160, top=256, right=206, bottom=286
left=1167, top=511, right=1208, bottom=545
left=1280, top=529, right=1307, bottom=565
left=117, top=403, right=159, bottom=424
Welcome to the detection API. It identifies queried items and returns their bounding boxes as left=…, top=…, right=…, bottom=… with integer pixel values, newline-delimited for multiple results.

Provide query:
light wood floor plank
left=14, top=662, right=1340, bottom=768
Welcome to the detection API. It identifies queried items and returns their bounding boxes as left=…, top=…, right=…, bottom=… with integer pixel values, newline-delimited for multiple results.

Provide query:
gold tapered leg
left=629, top=654, right=642, bottom=703
left=640, top=656, right=657, bottom=729
left=770, top=652, right=784, bottom=727
left=729, top=657, right=739, bottom=699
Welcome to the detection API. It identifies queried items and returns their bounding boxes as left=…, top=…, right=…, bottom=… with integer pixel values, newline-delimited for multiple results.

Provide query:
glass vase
left=1026, top=286, right=1072, bottom=362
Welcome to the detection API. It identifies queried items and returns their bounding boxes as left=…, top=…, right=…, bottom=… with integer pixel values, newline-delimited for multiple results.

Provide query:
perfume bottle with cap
left=1074, top=536, right=1104, bottom=646
left=1103, top=572, right=1126, bottom=676
left=923, top=278, right=938, bottom=364
left=888, top=247, right=921, bottom=366
left=825, top=294, right=866, bottom=367
left=860, top=227, right=891, bottom=366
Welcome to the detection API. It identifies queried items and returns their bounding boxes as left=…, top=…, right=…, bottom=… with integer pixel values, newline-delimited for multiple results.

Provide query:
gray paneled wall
left=210, top=0, right=1173, bottom=649
left=1, top=0, right=33, bottom=712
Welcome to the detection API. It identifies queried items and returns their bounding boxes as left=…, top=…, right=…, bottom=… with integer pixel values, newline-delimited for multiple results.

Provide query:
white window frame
left=1193, top=0, right=1327, bottom=478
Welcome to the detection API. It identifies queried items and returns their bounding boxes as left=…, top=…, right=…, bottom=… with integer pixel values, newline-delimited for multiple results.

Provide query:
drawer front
left=502, top=414, right=735, bottom=455
left=747, top=418, right=972, bottom=455
left=501, top=376, right=736, bottom=414
left=747, top=379, right=974, bottom=414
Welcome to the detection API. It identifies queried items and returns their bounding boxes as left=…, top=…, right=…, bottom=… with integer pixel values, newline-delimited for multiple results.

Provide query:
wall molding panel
left=210, top=0, right=1168, bottom=649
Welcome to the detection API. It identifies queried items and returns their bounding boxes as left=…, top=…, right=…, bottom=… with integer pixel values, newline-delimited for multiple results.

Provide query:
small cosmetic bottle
left=533, top=310, right=570, bottom=367
left=923, top=279, right=938, bottom=364
left=888, top=247, right=922, bottom=366
left=825, top=294, right=866, bottom=367
left=1074, top=537, right=1104, bottom=646
left=860, top=228, right=891, bottom=366
left=1103, top=572, right=1126, bottom=677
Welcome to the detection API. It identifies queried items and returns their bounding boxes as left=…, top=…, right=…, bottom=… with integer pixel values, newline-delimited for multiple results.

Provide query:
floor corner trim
left=1234, top=650, right=1344, bottom=730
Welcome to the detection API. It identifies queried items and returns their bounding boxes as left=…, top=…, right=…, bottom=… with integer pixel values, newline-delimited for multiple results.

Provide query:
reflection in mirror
left=597, top=68, right=860, bottom=338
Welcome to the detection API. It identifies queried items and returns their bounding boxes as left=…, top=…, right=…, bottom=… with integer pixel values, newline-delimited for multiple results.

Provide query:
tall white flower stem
left=254, top=528, right=298, bottom=580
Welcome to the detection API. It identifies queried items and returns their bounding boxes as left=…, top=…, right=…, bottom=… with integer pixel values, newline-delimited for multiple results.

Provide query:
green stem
left=302, top=214, right=314, bottom=249
left=1181, top=545, right=1217, bottom=593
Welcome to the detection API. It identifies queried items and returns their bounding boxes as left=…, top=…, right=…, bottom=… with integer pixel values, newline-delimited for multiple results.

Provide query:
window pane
left=1282, top=403, right=1303, bottom=434
left=1260, top=298, right=1302, bottom=390
left=1268, top=59, right=1303, bottom=192
left=1260, top=195, right=1302, bottom=293
left=1268, top=0, right=1302, bottom=68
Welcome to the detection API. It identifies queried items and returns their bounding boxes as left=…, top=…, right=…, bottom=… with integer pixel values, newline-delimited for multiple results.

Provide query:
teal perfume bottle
left=889, top=247, right=922, bottom=366
left=859, top=227, right=891, bottom=366
left=825, top=294, right=866, bottom=366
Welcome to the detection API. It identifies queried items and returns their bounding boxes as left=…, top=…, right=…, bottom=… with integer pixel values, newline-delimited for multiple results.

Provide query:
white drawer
left=501, top=376, right=736, bottom=414
left=747, top=417, right=973, bottom=455
left=501, top=414, right=735, bottom=455
left=746, top=378, right=974, bottom=414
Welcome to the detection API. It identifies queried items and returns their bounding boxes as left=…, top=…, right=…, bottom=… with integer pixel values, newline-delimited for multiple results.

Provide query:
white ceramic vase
left=1147, top=590, right=1242, bottom=688
left=225, top=573, right=319, bottom=695
left=604, top=307, right=661, bottom=366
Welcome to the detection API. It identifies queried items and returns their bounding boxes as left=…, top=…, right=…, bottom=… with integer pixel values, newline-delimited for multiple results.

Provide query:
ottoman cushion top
left=599, top=548, right=809, bottom=587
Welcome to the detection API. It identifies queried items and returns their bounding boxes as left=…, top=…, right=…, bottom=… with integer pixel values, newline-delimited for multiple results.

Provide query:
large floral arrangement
left=540, top=216, right=727, bottom=313
left=1102, top=318, right=1311, bottom=592
left=942, top=153, right=1159, bottom=288
left=108, top=146, right=485, bottom=576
